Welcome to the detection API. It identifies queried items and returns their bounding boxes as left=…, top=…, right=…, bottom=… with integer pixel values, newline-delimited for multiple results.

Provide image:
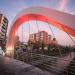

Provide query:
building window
left=3, top=18, right=8, bottom=23
left=30, top=34, right=34, bottom=39
left=41, top=32, right=44, bottom=37
left=1, top=29, right=6, bottom=33
left=1, top=32, right=5, bottom=36
left=2, top=25, right=6, bottom=30
left=36, top=34, right=39, bottom=37
left=40, top=37, right=44, bottom=42
left=48, top=35, right=52, bottom=40
left=2, top=22, right=7, bottom=26
left=35, top=33, right=39, bottom=39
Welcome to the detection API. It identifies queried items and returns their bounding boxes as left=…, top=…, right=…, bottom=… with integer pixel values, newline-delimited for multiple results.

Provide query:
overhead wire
left=45, top=19, right=62, bottom=57
left=35, top=16, right=40, bottom=33
left=66, top=32, right=75, bottom=44
left=22, top=23, right=23, bottom=43
left=28, top=16, right=31, bottom=40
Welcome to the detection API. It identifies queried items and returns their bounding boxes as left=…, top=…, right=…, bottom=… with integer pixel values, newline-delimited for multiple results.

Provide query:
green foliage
left=27, top=39, right=72, bottom=56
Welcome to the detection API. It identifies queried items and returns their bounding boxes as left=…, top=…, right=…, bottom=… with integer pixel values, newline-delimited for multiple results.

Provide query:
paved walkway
left=0, top=55, right=54, bottom=75
left=0, top=52, right=74, bottom=75
left=53, top=52, right=75, bottom=73
left=34, top=52, right=75, bottom=75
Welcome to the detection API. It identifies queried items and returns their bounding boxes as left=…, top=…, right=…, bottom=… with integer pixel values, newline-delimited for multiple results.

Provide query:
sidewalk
left=55, top=52, right=75, bottom=71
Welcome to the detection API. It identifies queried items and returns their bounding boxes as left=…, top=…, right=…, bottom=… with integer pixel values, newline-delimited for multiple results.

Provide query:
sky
left=0, top=0, right=75, bottom=46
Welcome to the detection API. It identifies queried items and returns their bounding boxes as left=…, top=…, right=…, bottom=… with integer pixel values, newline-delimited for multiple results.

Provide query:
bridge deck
left=14, top=51, right=75, bottom=75
left=0, top=55, right=54, bottom=75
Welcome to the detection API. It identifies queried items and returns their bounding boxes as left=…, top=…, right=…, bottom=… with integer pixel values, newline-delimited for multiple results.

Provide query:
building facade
left=29, top=31, right=54, bottom=45
left=0, top=14, right=8, bottom=51
left=0, top=14, right=8, bottom=41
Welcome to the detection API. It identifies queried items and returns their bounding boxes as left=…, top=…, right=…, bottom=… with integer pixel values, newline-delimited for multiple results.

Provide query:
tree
left=47, top=44, right=51, bottom=55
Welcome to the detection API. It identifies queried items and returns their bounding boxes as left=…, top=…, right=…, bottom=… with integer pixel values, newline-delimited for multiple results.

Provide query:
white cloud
left=58, top=0, right=70, bottom=11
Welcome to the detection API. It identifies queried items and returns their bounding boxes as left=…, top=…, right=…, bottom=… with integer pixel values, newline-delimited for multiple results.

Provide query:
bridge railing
left=14, top=50, right=75, bottom=75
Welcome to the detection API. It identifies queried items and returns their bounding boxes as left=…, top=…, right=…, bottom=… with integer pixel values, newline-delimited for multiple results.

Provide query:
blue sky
left=0, top=0, right=75, bottom=46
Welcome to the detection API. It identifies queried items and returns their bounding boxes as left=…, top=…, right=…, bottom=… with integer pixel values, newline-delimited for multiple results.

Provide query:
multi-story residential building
left=0, top=14, right=8, bottom=41
left=29, top=31, right=47, bottom=45
left=29, top=31, right=53, bottom=45
left=29, top=31, right=58, bottom=45
left=0, top=14, right=8, bottom=51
